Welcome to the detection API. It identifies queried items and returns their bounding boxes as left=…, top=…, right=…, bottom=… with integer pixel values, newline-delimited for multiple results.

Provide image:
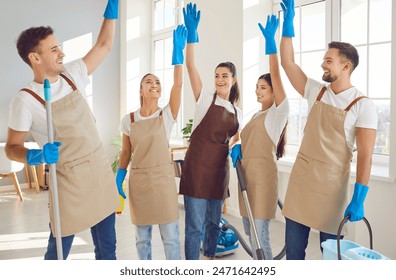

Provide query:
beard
left=322, top=73, right=335, bottom=83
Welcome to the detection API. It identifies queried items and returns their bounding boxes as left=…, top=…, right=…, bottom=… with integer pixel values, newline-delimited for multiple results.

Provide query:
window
left=276, top=0, right=392, bottom=160
left=341, top=0, right=391, bottom=156
left=279, top=1, right=326, bottom=147
left=62, top=33, right=93, bottom=108
left=152, top=0, right=184, bottom=138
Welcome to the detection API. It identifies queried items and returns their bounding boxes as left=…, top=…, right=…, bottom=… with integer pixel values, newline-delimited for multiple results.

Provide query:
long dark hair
left=258, top=73, right=287, bottom=160
left=215, top=61, right=240, bottom=105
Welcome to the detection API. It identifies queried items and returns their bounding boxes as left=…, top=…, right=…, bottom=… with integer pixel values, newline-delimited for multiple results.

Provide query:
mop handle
left=236, top=160, right=265, bottom=260
left=44, top=79, right=63, bottom=260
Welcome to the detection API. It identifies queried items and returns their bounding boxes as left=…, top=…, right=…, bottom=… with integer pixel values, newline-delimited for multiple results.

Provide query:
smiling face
left=256, top=78, right=273, bottom=104
left=30, top=35, right=65, bottom=76
left=214, top=66, right=235, bottom=98
left=140, top=74, right=161, bottom=102
left=321, top=48, right=350, bottom=83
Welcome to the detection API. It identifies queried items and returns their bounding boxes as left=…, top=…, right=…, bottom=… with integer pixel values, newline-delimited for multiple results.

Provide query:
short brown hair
left=328, top=41, right=359, bottom=72
left=16, top=26, right=54, bottom=66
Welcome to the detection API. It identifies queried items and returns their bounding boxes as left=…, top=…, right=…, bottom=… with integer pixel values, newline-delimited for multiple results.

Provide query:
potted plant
left=181, top=118, right=193, bottom=145
left=111, top=133, right=123, bottom=174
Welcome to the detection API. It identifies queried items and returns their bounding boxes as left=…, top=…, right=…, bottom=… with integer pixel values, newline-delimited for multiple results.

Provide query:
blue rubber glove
left=280, top=0, right=295, bottom=37
left=116, top=168, right=127, bottom=199
left=172, top=25, right=188, bottom=65
left=103, top=0, right=119, bottom=19
left=344, top=182, right=369, bottom=222
left=26, top=142, right=61, bottom=166
left=230, top=144, right=242, bottom=168
left=258, top=15, right=280, bottom=55
left=183, top=2, right=201, bottom=43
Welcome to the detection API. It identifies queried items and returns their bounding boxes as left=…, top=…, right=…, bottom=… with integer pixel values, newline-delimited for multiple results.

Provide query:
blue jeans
left=135, top=220, right=181, bottom=260
left=44, top=213, right=116, bottom=260
left=242, top=217, right=273, bottom=260
left=285, top=217, right=342, bottom=260
left=183, top=195, right=223, bottom=259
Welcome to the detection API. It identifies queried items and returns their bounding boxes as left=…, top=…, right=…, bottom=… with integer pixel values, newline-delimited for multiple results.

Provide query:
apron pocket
left=63, top=145, right=102, bottom=194
left=294, top=155, right=309, bottom=177
left=307, top=159, right=349, bottom=196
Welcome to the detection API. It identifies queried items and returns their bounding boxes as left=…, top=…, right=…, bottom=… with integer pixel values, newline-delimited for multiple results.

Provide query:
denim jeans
left=135, top=220, right=181, bottom=260
left=242, top=217, right=273, bottom=260
left=183, top=195, right=223, bottom=260
left=44, top=212, right=116, bottom=260
left=285, top=217, right=342, bottom=260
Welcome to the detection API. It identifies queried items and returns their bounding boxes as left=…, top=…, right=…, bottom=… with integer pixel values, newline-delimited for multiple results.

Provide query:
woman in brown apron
left=116, top=25, right=187, bottom=260
left=230, top=15, right=288, bottom=260
left=180, top=3, right=242, bottom=260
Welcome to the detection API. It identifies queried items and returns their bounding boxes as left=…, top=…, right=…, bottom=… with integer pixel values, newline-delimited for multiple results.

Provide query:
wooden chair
left=0, top=143, right=24, bottom=201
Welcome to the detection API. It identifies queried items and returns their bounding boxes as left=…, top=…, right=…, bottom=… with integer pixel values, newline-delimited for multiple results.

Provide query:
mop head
left=201, top=217, right=239, bottom=257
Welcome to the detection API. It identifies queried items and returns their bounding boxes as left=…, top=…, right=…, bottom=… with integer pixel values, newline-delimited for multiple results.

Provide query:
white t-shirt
left=8, top=59, right=90, bottom=148
left=119, top=104, right=176, bottom=142
left=248, top=97, right=289, bottom=146
left=304, top=78, right=378, bottom=151
left=191, top=88, right=243, bottom=134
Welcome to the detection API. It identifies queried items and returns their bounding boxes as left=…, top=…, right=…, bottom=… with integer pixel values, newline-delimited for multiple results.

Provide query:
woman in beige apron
left=230, top=15, right=289, bottom=260
left=181, top=4, right=242, bottom=260
left=116, top=26, right=187, bottom=260
left=21, top=73, right=120, bottom=260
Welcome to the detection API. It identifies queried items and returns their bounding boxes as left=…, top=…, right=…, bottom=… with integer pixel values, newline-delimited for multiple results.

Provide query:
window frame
left=151, top=0, right=184, bottom=139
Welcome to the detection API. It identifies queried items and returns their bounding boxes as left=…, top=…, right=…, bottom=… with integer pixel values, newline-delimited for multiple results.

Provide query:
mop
left=44, top=79, right=63, bottom=260
left=222, top=160, right=286, bottom=260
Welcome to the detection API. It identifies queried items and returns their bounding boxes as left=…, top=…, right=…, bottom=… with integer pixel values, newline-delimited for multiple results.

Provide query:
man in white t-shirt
left=279, top=0, right=378, bottom=259
left=5, top=0, right=121, bottom=260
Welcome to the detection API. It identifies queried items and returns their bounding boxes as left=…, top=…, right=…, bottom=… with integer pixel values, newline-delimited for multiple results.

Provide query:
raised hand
left=103, top=0, right=119, bottom=19
left=258, top=15, right=280, bottom=55
left=183, top=2, right=201, bottom=43
left=280, top=0, right=295, bottom=37
left=172, top=25, right=188, bottom=65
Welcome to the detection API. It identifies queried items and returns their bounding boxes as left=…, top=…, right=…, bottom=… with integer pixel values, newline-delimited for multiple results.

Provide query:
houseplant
left=181, top=118, right=193, bottom=143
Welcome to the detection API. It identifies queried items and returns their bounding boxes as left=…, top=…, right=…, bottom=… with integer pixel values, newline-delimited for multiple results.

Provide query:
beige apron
left=128, top=111, right=179, bottom=225
left=239, top=111, right=278, bottom=219
left=282, top=87, right=366, bottom=234
left=22, top=74, right=119, bottom=237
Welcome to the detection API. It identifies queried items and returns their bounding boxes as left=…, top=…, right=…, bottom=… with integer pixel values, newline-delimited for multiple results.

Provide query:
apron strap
left=130, top=110, right=163, bottom=123
left=19, top=74, right=78, bottom=107
left=316, top=87, right=327, bottom=101
left=344, top=96, right=367, bottom=112
left=20, top=88, right=45, bottom=106
left=59, top=73, right=77, bottom=91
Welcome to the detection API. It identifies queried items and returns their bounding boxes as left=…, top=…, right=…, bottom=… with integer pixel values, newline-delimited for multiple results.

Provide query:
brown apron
left=179, top=93, right=239, bottom=200
left=128, top=111, right=179, bottom=225
left=282, top=87, right=366, bottom=234
left=21, top=74, right=119, bottom=237
left=239, top=111, right=278, bottom=219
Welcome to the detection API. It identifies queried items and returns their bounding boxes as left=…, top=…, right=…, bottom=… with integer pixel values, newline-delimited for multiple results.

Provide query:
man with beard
left=278, top=0, right=378, bottom=259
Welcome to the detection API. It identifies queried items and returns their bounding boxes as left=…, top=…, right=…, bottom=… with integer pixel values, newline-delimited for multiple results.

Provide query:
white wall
left=0, top=0, right=121, bottom=185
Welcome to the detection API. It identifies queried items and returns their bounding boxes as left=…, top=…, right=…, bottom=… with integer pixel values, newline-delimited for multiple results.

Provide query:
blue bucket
left=321, top=239, right=389, bottom=260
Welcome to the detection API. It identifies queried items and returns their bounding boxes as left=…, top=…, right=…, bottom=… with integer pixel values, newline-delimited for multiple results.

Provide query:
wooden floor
left=0, top=185, right=323, bottom=260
